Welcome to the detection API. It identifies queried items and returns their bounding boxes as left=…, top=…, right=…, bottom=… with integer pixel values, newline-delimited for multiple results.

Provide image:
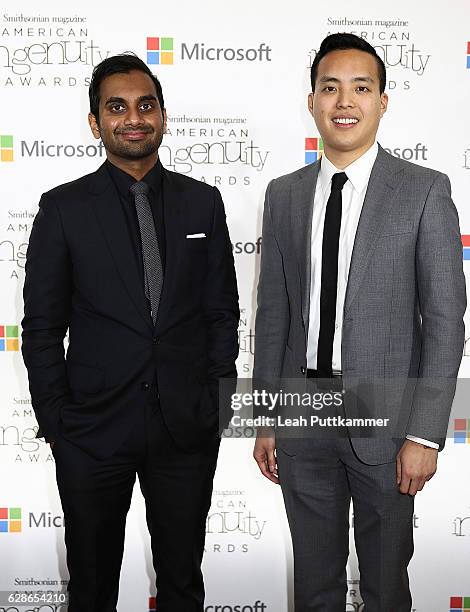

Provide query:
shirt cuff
left=406, top=434, right=439, bottom=449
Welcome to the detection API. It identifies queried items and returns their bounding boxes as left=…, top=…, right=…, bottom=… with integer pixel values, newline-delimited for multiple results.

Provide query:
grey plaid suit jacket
left=254, top=144, right=466, bottom=464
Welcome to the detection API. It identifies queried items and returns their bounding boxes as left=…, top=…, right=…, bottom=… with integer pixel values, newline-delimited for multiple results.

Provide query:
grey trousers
left=276, top=435, right=414, bottom=612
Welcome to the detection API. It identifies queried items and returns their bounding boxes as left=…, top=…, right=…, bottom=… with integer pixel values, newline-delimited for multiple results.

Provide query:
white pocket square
left=186, top=233, right=206, bottom=238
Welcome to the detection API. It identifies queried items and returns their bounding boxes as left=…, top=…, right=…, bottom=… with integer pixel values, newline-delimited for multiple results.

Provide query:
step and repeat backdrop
left=1, top=0, right=469, bottom=610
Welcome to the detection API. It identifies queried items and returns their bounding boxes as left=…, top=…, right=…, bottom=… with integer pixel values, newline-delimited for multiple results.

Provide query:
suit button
left=141, top=382, right=150, bottom=391
left=153, top=336, right=160, bottom=344
left=300, top=366, right=306, bottom=375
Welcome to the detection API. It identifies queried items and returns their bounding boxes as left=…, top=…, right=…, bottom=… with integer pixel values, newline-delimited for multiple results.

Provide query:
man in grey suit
left=253, top=33, right=466, bottom=611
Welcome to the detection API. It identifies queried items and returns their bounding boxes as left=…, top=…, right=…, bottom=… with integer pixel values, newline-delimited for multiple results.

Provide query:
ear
left=379, top=92, right=388, bottom=118
left=307, top=92, right=314, bottom=118
left=162, top=108, right=168, bottom=134
left=88, top=113, right=101, bottom=140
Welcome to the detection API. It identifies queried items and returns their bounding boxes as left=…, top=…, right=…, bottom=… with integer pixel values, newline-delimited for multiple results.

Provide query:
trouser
left=276, top=433, right=414, bottom=612
left=52, top=401, right=220, bottom=612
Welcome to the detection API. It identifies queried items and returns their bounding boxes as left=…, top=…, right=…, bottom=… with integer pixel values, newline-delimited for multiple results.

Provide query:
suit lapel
left=290, top=162, right=320, bottom=330
left=344, top=147, right=404, bottom=314
left=88, top=163, right=153, bottom=331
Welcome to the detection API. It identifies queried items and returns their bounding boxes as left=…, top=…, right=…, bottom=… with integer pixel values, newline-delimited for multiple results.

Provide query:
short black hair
left=89, top=53, right=165, bottom=122
left=310, top=33, right=386, bottom=94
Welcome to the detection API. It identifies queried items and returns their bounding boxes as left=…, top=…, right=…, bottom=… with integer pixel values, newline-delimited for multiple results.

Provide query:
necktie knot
left=130, top=181, right=150, bottom=198
left=331, top=172, right=348, bottom=192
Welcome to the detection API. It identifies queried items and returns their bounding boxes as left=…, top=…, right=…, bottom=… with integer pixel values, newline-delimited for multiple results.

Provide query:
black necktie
left=317, top=171, right=348, bottom=377
left=129, top=181, right=163, bottom=325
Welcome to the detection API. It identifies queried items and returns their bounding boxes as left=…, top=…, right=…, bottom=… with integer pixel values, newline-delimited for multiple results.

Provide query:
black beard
left=101, top=131, right=163, bottom=160
left=108, top=139, right=158, bottom=160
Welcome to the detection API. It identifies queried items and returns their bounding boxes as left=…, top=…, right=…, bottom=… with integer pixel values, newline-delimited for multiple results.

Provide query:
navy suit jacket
left=22, top=162, right=239, bottom=459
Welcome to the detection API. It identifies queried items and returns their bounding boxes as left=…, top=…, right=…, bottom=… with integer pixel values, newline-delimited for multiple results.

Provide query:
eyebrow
left=319, top=76, right=375, bottom=84
left=104, top=94, right=158, bottom=105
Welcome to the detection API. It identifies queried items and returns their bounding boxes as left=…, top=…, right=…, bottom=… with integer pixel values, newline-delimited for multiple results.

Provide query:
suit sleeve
left=204, top=187, right=239, bottom=383
left=253, top=180, right=290, bottom=388
left=21, top=193, right=72, bottom=440
left=407, top=173, right=466, bottom=445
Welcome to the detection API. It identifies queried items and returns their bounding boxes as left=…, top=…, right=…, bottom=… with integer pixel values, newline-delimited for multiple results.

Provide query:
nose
left=336, top=88, right=354, bottom=109
left=123, top=105, right=144, bottom=125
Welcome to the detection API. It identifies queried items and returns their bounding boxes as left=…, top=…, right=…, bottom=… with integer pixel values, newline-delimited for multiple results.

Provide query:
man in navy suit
left=22, top=53, right=239, bottom=612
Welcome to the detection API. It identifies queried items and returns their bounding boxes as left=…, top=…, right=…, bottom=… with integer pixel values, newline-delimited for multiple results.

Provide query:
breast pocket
left=380, top=222, right=414, bottom=237
left=185, top=236, right=208, bottom=253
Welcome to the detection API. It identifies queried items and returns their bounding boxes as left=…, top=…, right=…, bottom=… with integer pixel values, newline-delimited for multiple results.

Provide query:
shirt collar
left=318, top=141, right=378, bottom=196
left=106, top=158, right=163, bottom=199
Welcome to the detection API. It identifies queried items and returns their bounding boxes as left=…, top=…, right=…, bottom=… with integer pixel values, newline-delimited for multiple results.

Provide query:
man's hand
left=253, top=427, right=279, bottom=484
left=396, top=439, right=438, bottom=496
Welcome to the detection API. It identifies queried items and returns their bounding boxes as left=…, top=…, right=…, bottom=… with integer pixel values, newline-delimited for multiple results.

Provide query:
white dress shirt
left=305, top=142, right=438, bottom=450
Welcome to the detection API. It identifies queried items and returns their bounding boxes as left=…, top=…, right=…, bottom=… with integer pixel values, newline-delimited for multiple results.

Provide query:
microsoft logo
left=461, top=235, right=470, bottom=260
left=450, top=596, right=470, bottom=611
left=149, top=596, right=157, bottom=611
left=0, top=135, right=13, bottom=162
left=305, top=137, right=323, bottom=165
left=467, top=42, right=470, bottom=69
left=0, top=325, right=19, bottom=351
left=0, top=507, right=22, bottom=533
left=454, top=419, right=470, bottom=444
left=147, top=37, right=174, bottom=65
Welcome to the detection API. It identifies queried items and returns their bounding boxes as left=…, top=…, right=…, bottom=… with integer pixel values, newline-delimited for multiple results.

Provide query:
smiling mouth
left=119, top=131, right=150, bottom=141
left=332, top=117, right=359, bottom=127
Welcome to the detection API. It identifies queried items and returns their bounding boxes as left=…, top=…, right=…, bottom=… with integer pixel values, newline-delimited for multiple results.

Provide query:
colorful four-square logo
left=0, top=135, right=13, bottom=162
left=462, top=235, right=470, bottom=260
left=0, top=325, right=19, bottom=351
left=149, top=596, right=157, bottom=611
left=454, top=419, right=470, bottom=444
left=305, top=137, right=324, bottom=164
left=467, top=42, right=470, bottom=69
left=450, top=595, right=470, bottom=611
left=147, top=37, right=174, bottom=65
left=0, top=508, right=22, bottom=533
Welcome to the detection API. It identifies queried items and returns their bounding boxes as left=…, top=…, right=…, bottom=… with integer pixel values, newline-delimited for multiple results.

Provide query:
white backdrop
left=1, top=1, right=470, bottom=610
